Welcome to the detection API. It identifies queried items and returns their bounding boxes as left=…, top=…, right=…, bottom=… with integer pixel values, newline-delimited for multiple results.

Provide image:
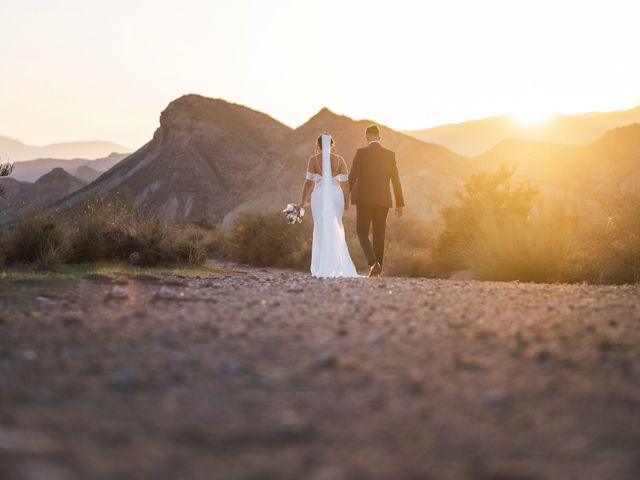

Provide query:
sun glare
left=508, top=109, right=552, bottom=126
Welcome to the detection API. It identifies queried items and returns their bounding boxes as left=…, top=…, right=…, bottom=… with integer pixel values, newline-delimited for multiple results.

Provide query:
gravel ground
left=1, top=267, right=639, bottom=480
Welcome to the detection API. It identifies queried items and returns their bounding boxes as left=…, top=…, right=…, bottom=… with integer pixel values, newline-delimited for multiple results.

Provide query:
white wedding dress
left=307, top=135, right=358, bottom=278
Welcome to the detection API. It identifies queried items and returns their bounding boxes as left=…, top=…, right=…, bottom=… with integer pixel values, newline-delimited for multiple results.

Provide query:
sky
left=1, top=0, right=639, bottom=149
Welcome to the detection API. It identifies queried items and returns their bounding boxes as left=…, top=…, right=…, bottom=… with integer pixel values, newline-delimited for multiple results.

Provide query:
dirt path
left=1, top=267, right=639, bottom=480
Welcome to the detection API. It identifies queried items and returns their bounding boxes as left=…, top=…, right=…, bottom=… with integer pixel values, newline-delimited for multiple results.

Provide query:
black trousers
left=356, top=205, right=389, bottom=266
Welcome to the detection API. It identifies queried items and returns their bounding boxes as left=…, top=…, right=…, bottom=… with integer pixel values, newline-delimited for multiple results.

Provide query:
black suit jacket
left=348, top=142, right=405, bottom=208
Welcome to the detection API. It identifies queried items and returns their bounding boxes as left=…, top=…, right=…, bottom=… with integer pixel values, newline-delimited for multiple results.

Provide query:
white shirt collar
left=368, top=140, right=381, bottom=144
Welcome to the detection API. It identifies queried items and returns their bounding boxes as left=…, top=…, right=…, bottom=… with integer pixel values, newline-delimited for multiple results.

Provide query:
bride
left=297, top=134, right=358, bottom=278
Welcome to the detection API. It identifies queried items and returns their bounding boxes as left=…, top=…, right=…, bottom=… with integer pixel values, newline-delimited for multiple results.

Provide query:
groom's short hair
left=366, top=125, right=380, bottom=137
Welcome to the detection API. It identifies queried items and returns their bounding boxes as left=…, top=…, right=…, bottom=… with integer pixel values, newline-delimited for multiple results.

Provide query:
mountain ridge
left=0, top=135, right=131, bottom=162
left=10, top=152, right=128, bottom=182
left=57, top=94, right=468, bottom=227
left=405, top=105, right=640, bottom=156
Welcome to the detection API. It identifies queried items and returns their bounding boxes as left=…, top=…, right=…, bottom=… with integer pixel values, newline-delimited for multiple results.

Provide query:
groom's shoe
left=368, top=262, right=382, bottom=278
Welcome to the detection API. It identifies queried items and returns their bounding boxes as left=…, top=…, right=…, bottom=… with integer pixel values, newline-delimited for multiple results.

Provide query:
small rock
left=454, top=353, right=489, bottom=370
left=35, top=296, right=55, bottom=307
left=536, top=347, right=552, bottom=362
left=17, top=349, right=38, bottom=361
left=14, top=390, right=50, bottom=405
left=483, top=389, right=510, bottom=408
left=153, top=286, right=178, bottom=300
left=128, top=251, right=141, bottom=265
left=0, top=428, right=56, bottom=454
left=288, top=282, right=303, bottom=293
left=104, top=286, right=128, bottom=301
left=313, top=466, right=350, bottom=480
left=215, top=360, right=247, bottom=377
left=61, top=316, right=82, bottom=327
left=109, top=370, right=139, bottom=393
left=160, top=336, right=179, bottom=350
left=314, top=351, right=338, bottom=369
left=17, top=461, right=76, bottom=480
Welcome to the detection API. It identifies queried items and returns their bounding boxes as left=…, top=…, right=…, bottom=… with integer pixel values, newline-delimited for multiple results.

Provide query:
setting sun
left=508, top=108, right=553, bottom=125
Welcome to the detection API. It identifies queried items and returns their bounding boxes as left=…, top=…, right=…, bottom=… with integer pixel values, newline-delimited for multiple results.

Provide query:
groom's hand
left=395, top=206, right=404, bottom=218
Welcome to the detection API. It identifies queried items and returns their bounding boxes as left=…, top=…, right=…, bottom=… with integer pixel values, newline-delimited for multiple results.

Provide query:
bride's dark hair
left=317, top=134, right=335, bottom=149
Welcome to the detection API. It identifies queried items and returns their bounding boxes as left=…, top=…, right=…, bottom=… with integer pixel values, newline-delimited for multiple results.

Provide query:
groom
left=349, top=125, right=405, bottom=277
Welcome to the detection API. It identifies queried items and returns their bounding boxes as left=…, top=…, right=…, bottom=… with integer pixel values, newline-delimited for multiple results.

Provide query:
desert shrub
left=130, top=216, right=176, bottom=265
left=383, top=215, right=436, bottom=277
left=587, top=192, right=640, bottom=283
left=433, top=165, right=538, bottom=275
left=64, top=195, right=210, bottom=266
left=226, top=210, right=436, bottom=276
left=433, top=165, right=537, bottom=276
left=2, top=212, right=69, bottom=266
left=0, top=159, right=14, bottom=198
left=231, top=211, right=312, bottom=268
left=0, top=195, right=213, bottom=268
left=174, top=224, right=210, bottom=265
left=69, top=194, right=137, bottom=262
left=464, top=207, right=579, bottom=282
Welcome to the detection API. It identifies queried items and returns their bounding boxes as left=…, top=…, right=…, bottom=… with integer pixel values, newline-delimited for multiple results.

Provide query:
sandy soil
left=1, top=267, right=639, bottom=480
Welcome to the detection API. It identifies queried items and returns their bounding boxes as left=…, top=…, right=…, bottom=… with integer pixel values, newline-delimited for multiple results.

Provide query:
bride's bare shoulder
left=307, top=153, right=321, bottom=172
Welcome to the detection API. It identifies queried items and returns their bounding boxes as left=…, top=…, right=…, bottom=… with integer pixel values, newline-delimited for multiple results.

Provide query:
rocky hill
left=0, top=168, right=86, bottom=223
left=59, top=95, right=469, bottom=226
left=74, top=165, right=102, bottom=183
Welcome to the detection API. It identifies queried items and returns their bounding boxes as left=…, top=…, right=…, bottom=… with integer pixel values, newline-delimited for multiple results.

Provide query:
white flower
left=282, top=203, right=305, bottom=224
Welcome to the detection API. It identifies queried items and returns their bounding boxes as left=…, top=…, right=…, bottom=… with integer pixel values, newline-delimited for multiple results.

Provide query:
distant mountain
left=57, top=94, right=469, bottom=227
left=0, top=168, right=86, bottom=223
left=0, top=134, right=131, bottom=162
left=10, top=152, right=127, bottom=182
left=74, top=165, right=102, bottom=183
left=475, top=123, right=640, bottom=201
left=405, top=106, right=640, bottom=156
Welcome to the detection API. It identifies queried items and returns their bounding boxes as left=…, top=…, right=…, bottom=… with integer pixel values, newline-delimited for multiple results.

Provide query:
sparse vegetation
left=226, top=210, right=434, bottom=277
left=1, top=168, right=638, bottom=284
left=230, top=211, right=312, bottom=268
left=2, top=212, right=70, bottom=267
left=432, top=165, right=538, bottom=275
left=0, top=158, right=14, bottom=198
left=463, top=207, right=579, bottom=283
left=0, top=194, right=213, bottom=268
left=210, top=165, right=639, bottom=285
left=587, top=192, right=640, bottom=284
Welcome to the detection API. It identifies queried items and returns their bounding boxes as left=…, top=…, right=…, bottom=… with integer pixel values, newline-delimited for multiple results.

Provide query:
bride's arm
left=299, top=179, right=313, bottom=208
left=338, top=157, right=350, bottom=210
left=298, top=156, right=316, bottom=208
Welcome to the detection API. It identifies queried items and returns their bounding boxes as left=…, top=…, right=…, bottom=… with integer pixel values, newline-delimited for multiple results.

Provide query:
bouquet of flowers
left=282, top=203, right=305, bottom=224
